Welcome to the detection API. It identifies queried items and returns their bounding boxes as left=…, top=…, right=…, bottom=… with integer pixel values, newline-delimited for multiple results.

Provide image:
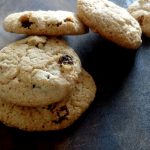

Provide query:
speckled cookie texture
left=0, top=36, right=81, bottom=106
left=3, top=10, right=88, bottom=35
left=128, top=0, right=150, bottom=37
left=77, top=0, right=142, bottom=49
left=0, top=69, right=96, bottom=131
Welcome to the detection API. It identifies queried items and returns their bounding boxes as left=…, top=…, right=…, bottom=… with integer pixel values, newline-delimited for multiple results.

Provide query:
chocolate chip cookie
left=0, top=36, right=81, bottom=106
left=3, top=10, right=88, bottom=35
left=0, top=69, right=96, bottom=131
left=77, top=0, right=142, bottom=49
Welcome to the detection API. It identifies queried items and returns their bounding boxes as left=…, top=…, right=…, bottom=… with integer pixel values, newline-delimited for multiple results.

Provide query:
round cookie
left=77, top=0, right=142, bottom=49
left=3, top=10, right=88, bottom=35
left=128, top=0, right=150, bottom=37
left=0, top=36, right=81, bottom=106
left=0, top=69, right=96, bottom=131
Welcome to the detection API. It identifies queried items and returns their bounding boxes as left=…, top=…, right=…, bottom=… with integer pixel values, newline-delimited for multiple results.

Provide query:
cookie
left=0, top=36, right=81, bottom=106
left=3, top=10, right=88, bottom=35
left=0, top=69, right=96, bottom=131
left=77, top=0, right=142, bottom=49
left=128, top=0, right=150, bottom=37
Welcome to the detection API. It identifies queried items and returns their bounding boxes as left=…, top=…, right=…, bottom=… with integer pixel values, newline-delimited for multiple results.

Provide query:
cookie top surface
left=128, top=0, right=150, bottom=12
left=0, top=36, right=81, bottom=106
left=77, top=0, right=142, bottom=49
left=128, top=0, right=150, bottom=37
left=3, top=10, right=88, bottom=35
left=0, top=69, right=96, bottom=131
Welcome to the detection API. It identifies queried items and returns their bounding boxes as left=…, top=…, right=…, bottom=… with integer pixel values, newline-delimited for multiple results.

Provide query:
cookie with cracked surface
left=3, top=10, right=88, bottom=35
left=77, top=0, right=142, bottom=49
left=128, top=0, right=150, bottom=37
left=0, top=36, right=81, bottom=106
left=0, top=69, right=96, bottom=131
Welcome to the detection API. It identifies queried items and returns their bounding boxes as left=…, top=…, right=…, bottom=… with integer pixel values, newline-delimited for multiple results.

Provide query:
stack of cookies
left=0, top=10, right=96, bottom=131
left=0, top=0, right=147, bottom=131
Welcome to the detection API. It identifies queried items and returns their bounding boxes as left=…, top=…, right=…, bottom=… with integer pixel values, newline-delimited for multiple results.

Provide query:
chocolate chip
left=47, top=104, right=52, bottom=110
left=64, top=17, right=74, bottom=23
left=52, top=115, right=68, bottom=124
left=35, top=44, right=38, bottom=48
left=21, top=20, right=33, bottom=28
left=58, top=55, right=73, bottom=65
left=56, top=22, right=62, bottom=27
left=46, top=74, right=50, bottom=79
left=47, top=103, right=57, bottom=112
left=19, top=15, right=33, bottom=28
left=60, top=106, right=68, bottom=111
left=32, top=84, right=36, bottom=88
left=52, top=106, right=69, bottom=124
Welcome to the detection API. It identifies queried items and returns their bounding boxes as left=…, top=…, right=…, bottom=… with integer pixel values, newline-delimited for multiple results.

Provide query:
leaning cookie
left=0, top=36, right=81, bottom=107
left=128, top=0, right=150, bottom=37
left=3, top=10, right=88, bottom=35
left=0, top=69, right=96, bottom=131
left=77, top=0, right=142, bottom=49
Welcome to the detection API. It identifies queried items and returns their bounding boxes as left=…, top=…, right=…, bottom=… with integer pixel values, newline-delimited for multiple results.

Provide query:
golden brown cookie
left=0, top=69, right=96, bottom=131
left=77, top=0, right=142, bottom=49
left=0, top=36, right=81, bottom=106
left=3, top=10, right=88, bottom=35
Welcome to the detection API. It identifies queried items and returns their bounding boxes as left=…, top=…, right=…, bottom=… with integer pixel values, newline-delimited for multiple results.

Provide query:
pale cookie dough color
left=0, top=69, right=96, bottom=131
left=3, top=10, right=88, bottom=35
left=77, top=0, right=142, bottom=49
left=0, top=36, right=81, bottom=106
left=128, top=0, right=150, bottom=37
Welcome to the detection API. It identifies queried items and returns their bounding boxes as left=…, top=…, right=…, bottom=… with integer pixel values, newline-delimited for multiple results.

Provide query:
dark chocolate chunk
left=46, top=74, right=50, bottom=79
left=52, top=106, right=69, bottom=124
left=21, top=20, right=33, bottom=28
left=58, top=55, right=73, bottom=65
left=19, top=15, right=33, bottom=29
left=47, top=103, right=57, bottom=112
left=32, top=84, right=36, bottom=88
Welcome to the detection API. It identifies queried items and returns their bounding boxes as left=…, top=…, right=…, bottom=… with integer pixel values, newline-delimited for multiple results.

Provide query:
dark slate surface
left=0, top=0, right=150, bottom=150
